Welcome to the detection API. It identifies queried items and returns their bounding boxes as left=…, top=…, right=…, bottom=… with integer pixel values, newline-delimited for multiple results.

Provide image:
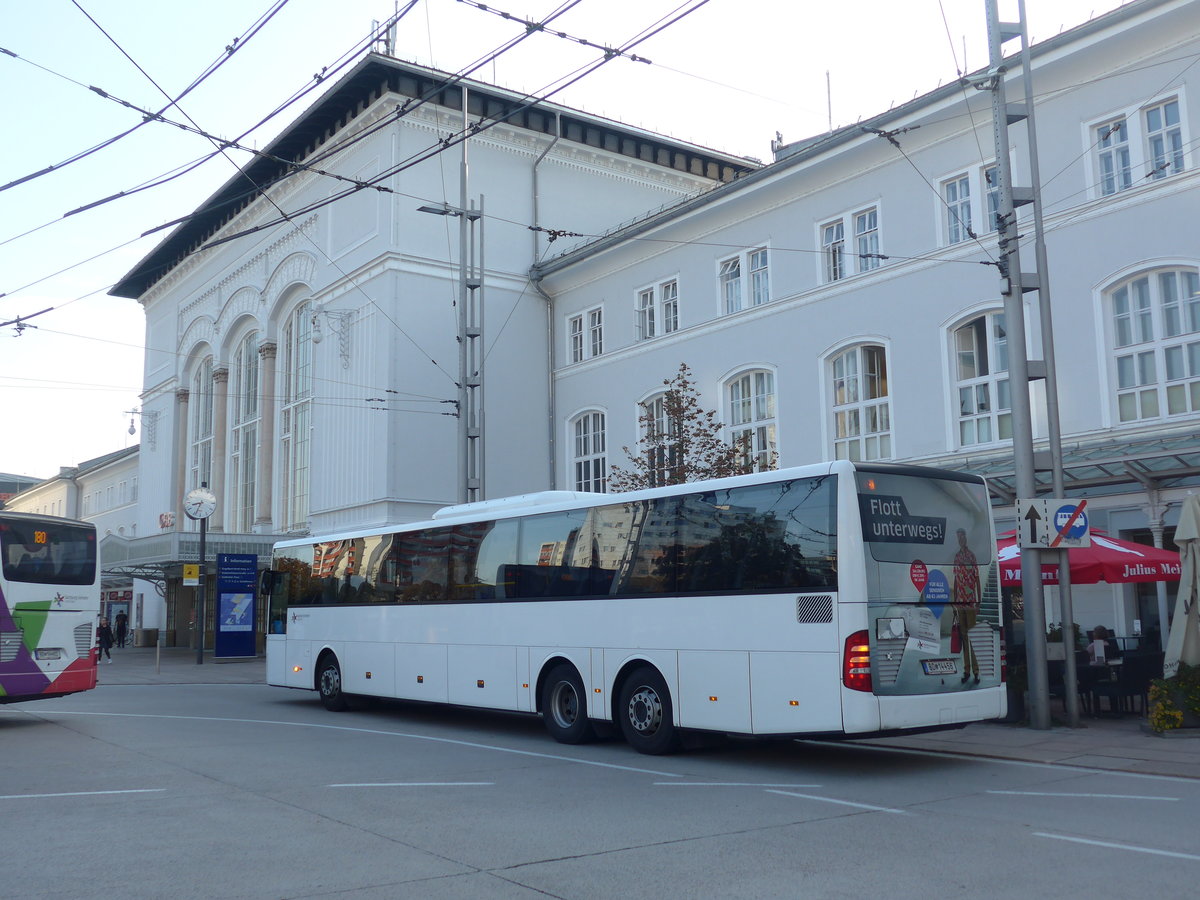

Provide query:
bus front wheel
left=541, top=664, right=596, bottom=744
left=618, top=666, right=679, bottom=755
left=317, top=655, right=349, bottom=712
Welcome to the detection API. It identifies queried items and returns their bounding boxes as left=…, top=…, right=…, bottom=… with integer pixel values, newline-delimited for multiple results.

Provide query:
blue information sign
left=215, top=553, right=258, bottom=658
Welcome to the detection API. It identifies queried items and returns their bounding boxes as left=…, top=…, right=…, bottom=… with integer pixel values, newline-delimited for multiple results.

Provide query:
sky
left=0, top=0, right=1127, bottom=479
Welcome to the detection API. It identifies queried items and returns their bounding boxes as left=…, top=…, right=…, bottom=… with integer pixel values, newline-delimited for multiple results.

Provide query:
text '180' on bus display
left=0, top=512, right=100, bottom=703
left=265, top=461, right=1004, bottom=754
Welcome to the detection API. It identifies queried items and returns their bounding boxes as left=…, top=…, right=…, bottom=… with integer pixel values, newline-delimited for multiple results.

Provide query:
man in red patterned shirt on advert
left=952, top=528, right=981, bottom=684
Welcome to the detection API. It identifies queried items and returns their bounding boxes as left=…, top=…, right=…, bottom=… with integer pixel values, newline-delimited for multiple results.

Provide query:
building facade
left=111, top=0, right=1198, bottom=652
left=110, top=55, right=754, bottom=647
left=2, top=448, right=148, bottom=630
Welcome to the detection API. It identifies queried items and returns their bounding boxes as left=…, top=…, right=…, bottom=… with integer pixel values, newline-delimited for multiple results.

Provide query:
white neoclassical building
left=109, top=54, right=754, bottom=648
left=107, top=0, right=1198, bottom=651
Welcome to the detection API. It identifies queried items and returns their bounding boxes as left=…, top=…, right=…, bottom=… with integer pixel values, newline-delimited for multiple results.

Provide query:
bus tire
left=541, top=664, right=596, bottom=744
left=317, top=654, right=350, bottom=712
left=618, top=666, right=680, bottom=755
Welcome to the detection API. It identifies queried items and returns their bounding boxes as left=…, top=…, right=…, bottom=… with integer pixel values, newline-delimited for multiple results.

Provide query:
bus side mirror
left=259, top=569, right=278, bottom=596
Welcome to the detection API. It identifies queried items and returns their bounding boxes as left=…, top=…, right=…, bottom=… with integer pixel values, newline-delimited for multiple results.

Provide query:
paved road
left=3, top=659, right=1199, bottom=899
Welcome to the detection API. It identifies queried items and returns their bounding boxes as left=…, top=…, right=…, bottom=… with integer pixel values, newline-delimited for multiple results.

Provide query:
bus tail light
left=999, top=630, right=1008, bottom=683
left=842, top=630, right=872, bottom=692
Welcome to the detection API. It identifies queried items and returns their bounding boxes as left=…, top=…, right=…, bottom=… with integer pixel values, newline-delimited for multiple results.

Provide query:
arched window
left=954, top=312, right=1009, bottom=446
left=571, top=411, right=607, bottom=493
left=831, top=345, right=890, bottom=460
left=638, top=393, right=680, bottom=486
left=727, top=370, right=777, bottom=471
left=280, top=302, right=312, bottom=530
left=230, top=330, right=260, bottom=531
left=189, top=356, right=213, bottom=495
left=1109, top=268, right=1200, bottom=422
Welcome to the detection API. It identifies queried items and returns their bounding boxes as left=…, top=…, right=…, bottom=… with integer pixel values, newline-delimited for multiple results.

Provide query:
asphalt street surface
left=2, top=647, right=1198, bottom=899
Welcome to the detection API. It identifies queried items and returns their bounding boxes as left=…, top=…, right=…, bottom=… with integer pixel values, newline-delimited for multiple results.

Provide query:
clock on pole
left=184, top=487, right=217, bottom=520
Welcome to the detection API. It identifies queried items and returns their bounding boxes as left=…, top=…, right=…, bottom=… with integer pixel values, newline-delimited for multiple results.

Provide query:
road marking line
left=765, top=789, right=910, bottom=814
left=0, top=789, right=166, bottom=800
left=1035, top=832, right=1200, bottom=861
left=37, top=711, right=683, bottom=777
left=329, top=782, right=494, bottom=787
left=654, top=782, right=822, bottom=787
left=989, top=790, right=1178, bottom=801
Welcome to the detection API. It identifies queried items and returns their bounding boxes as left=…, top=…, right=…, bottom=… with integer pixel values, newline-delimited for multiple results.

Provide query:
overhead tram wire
left=937, top=0, right=989, bottom=168
left=0, top=0, right=289, bottom=195
left=0, top=8, right=419, bottom=300
left=11, top=320, right=452, bottom=411
left=138, top=0, right=589, bottom=244
left=5, top=1, right=710, bottom=349
left=188, top=0, right=716, bottom=255
left=68, top=0, right=462, bottom=388
left=1, top=1, right=421, bottom=253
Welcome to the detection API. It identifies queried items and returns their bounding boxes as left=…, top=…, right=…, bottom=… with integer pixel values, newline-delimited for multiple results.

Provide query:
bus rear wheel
left=317, top=655, right=349, bottom=711
left=618, top=666, right=679, bottom=755
left=542, top=664, right=596, bottom=744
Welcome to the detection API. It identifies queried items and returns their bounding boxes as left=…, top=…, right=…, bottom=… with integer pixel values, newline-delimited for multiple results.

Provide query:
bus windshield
left=0, top=519, right=97, bottom=586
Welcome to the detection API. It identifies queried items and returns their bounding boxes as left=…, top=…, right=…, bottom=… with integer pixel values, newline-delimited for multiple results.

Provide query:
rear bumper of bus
left=841, top=683, right=1007, bottom=734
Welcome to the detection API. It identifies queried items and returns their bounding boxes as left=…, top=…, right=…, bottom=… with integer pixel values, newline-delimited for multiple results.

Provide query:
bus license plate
left=921, top=658, right=957, bottom=676
left=35, top=648, right=61, bottom=661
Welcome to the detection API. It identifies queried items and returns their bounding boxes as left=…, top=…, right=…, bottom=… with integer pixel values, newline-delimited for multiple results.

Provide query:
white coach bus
left=265, top=461, right=1004, bottom=754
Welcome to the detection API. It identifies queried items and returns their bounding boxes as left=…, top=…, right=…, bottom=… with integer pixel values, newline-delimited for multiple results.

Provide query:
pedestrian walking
left=96, top=617, right=114, bottom=664
left=115, top=610, right=129, bottom=648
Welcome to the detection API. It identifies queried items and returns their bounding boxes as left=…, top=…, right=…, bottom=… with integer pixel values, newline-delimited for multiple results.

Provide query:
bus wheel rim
left=628, top=686, right=662, bottom=734
left=550, top=681, right=580, bottom=727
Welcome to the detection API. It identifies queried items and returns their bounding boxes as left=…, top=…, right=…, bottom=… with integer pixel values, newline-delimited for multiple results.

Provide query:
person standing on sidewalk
left=115, top=610, right=129, bottom=648
left=96, top=617, right=114, bottom=664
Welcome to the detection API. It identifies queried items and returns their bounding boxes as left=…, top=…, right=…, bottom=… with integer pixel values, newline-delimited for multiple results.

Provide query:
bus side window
left=397, top=528, right=450, bottom=603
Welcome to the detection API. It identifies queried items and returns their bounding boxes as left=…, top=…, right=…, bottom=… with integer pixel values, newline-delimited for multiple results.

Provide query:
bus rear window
left=0, top=520, right=97, bottom=585
left=856, top=471, right=992, bottom=567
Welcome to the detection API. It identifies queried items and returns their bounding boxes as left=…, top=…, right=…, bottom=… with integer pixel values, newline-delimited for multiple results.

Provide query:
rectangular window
left=822, top=221, right=845, bottom=282
left=1096, top=119, right=1132, bottom=195
left=720, top=257, right=742, bottom=313
left=568, top=315, right=584, bottom=363
left=636, top=289, right=655, bottom=341
left=749, top=249, right=769, bottom=305
left=661, top=280, right=679, bottom=333
left=944, top=175, right=971, bottom=244
left=1145, top=99, right=1183, bottom=179
left=854, top=209, right=879, bottom=272
left=588, top=308, right=603, bottom=357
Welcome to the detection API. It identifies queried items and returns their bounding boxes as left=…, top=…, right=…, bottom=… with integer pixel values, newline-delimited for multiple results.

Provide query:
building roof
left=110, top=54, right=759, bottom=300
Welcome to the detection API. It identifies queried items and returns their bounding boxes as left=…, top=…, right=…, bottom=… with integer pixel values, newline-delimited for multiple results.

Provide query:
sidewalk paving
left=94, top=645, right=1200, bottom=779
left=96, top=642, right=265, bottom=686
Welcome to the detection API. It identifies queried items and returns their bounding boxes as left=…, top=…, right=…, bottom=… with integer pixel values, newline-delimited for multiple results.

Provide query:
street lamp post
left=183, top=485, right=217, bottom=665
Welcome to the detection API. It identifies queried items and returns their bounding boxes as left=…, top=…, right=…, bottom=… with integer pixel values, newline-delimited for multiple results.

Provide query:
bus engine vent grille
left=0, top=631, right=23, bottom=663
left=873, top=638, right=906, bottom=685
left=795, top=594, right=833, bottom=624
left=74, top=623, right=93, bottom=656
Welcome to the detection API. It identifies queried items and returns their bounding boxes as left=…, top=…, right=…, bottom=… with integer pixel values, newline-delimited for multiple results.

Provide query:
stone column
left=255, top=342, right=278, bottom=531
left=174, top=388, right=189, bottom=529
left=209, top=367, right=230, bottom=532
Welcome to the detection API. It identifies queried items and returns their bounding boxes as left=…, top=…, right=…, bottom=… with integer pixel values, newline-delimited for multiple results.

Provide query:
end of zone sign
left=1017, top=498, right=1091, bottom=549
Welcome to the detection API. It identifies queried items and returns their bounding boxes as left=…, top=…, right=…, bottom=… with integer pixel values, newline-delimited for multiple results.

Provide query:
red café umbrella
left=997, top=530, right=1182, bottom=587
